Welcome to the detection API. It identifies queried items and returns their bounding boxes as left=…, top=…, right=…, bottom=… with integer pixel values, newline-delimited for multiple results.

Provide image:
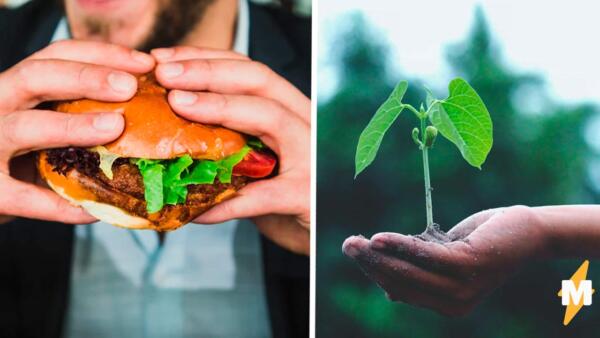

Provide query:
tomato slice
left=233, top=149, right=277, bottom=178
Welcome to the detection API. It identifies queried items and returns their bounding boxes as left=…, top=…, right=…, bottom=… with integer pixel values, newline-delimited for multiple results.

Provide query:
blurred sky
left=318, top=0, right=600, bottom=104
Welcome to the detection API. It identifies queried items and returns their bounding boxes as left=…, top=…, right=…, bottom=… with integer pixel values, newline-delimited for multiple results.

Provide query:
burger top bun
left=55, top=74, right=247, bottom=160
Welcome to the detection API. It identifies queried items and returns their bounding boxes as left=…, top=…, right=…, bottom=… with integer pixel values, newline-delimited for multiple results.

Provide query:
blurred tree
left=318, top=7, right=600, bottom=338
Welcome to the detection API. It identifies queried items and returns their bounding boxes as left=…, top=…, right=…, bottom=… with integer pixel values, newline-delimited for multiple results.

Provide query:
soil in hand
left=415, top=223, right=452, bottom=243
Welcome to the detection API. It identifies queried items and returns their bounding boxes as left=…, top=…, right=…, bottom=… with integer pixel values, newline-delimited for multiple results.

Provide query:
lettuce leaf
left=164, top=154, right=193, bottom=185
left=163, top=155, right=193, bottom=205
left=134, top=145, right=252, bottom=213
left=165, top=184, right=187, bottom=205
left=215, top=145, right=251, bottom=183
left=135, top=159, right=165, bottom=213
left=179, top=161, right=218, bottom=185
left=247, top=137, right=264, bottom=149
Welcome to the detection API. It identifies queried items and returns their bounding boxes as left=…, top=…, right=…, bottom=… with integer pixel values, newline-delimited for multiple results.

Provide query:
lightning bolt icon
left=558, top=260, right=595, bottom=326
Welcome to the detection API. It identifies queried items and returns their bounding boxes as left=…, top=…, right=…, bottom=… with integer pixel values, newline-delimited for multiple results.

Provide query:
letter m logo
left=562, top=280, right=593, bottom=306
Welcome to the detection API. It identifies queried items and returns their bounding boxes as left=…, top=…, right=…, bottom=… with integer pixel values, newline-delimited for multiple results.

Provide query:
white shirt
left=52, top=1, right=271, bottom=337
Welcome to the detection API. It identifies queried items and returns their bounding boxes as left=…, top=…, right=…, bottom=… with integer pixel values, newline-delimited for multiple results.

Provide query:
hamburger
left=37, top=74, right=276, bottom=231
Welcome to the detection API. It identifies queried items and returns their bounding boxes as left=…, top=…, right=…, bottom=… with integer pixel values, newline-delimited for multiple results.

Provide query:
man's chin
left=65, top=0, right=155, bottom=39
left=65, top=0, right=215, bottom=51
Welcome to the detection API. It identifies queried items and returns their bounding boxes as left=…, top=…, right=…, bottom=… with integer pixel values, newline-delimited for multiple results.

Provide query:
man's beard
left=78, top=0, right=215, bottom=52
left=138, top=0, right=215, bottom=52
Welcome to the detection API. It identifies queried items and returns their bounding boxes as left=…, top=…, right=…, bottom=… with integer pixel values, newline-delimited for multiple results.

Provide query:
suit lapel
left=248, top=3, right=296, bottom=78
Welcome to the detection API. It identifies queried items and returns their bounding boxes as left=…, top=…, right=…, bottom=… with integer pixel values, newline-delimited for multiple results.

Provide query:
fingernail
left=172, top=90, right=197, bottom=106
left=94, top=113, right=122, bottom=131
left=108, top=72, right=136, bottom=93
left=131, top=50, right=154, bottom=67
left=158, top=62, right=184, bottom=78
left=151, top=48, right=175, bottom=61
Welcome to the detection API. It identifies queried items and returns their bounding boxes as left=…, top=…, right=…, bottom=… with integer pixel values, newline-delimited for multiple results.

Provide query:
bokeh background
left=317, top=1, right=600, bottom=337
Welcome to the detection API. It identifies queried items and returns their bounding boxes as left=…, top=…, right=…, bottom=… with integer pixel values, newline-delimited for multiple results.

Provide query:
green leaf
left=164, top=154, right=193, bottom=185
left=179, top=161, right=218, bottom=185
left=424, top=87, right=436, bottom=109
left=216, top=145, right=251, bottom=183
left=429, top=78, right=493, bottom=168
left=133, top=145, right=252, bottom=212
left=247, top=137, right=264, bottom=149
left=354, top=80, right=408, bottom=178
left=135, top=160, right=165, bottom=213
left=165, top=184, right=187, bottom=205
left=134, top=158, right=162, bottom=170
left=162, top=155, right=194, bottom=205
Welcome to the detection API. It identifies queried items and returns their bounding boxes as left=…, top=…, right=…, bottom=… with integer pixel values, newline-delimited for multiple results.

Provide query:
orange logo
left=558, top=260, right=594, bottom=325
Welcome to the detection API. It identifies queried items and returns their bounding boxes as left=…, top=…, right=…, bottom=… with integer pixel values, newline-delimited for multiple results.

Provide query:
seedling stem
left=421, top=116, right=434, bottom=228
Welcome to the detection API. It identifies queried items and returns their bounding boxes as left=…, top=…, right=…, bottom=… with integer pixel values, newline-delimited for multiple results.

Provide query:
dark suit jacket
left=0, top=1, right=310, bottom=337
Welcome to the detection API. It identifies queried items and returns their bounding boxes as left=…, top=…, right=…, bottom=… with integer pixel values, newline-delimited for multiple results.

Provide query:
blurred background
left=317, top=1, right=600, bottom=337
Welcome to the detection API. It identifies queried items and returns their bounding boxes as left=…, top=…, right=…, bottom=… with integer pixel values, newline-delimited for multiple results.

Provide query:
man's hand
left=342, top=206, right=547, bottom=316
left=151, top=46, right=310, bottom=255
left=0, top=40, right=155, bottom=224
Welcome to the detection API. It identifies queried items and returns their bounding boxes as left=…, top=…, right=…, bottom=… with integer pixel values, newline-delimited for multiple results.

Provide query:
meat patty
left=97, top=162, right=145, bottom=199
left=43, top=147, right=248, bottom=229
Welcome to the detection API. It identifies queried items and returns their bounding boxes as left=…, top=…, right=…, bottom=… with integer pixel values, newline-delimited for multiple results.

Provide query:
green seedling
left=355, top=78, right=493, bottom=235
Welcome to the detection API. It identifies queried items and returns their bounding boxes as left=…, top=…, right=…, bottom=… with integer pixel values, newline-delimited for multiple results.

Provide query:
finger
left=155, top=59, right=310, bottom=122
left=369, top=232, right=474, bottom=275
left=169, top=91, right=309, bottom=154
left=194, top=177, right=308, bottom=224
left=447, top=208, right=497, bottom=240
left=0, top=59, right=138, bottom=111
left=344, top=236, right=462, bottom=294
left=30, top=39, right=155, bottom=73
left=0, top=110, right=124, bottom=156
left=343, top=236, right=465, bottom=316
left=151, top=46, right=249, bottom=63
left=0, top=175, right=96, bottom=224
left=255, top=216, right=310, bottom=256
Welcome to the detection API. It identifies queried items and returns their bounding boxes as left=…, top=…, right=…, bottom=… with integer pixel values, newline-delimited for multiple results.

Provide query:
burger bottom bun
left=37, top=152, right=243, bottom=231
left=48, top=180, right=152, bottom=229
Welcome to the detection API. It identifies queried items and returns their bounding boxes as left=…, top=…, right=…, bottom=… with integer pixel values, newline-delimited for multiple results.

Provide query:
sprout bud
left=424, top=126, right=438, bottom=147
left=411, top=127, right=422, bottom=147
